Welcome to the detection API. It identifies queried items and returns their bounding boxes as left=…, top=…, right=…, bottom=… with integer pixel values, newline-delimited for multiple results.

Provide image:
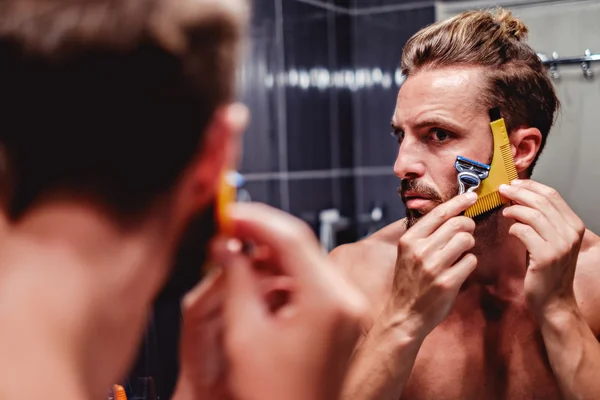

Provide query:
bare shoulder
left=328, top=218, right=407, bottom=273
left=328, top=219, right=407, bottom=320
left=574, top=229, right=600, bottom=335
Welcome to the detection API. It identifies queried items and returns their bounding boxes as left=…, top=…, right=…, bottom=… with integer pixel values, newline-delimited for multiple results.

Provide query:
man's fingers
left=436, top=253, right=478, bottom=292
left=182, top=268, right=225, bottom=323
left=507, top=222, right=547, bottom=254
left=214, top=240, right=266, bottom=328
left=426, top=216, right=475, bottom=253
left=506, top=180, right=586, bottom=235
left=434, top=232, right=476, bottom=271
left=229, top=202, right=321, bottom=279
left=502, top=205, right=558, bottom=244
left=410, top=193, right=478, bottom=238
left=499, top=183, right=565, bottom=233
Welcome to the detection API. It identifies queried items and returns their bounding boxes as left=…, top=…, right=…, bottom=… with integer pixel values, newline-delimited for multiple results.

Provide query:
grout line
left=294, top=0, right=352, bottom=14
left=350, top=10, right=365, bottom=220
left=352, top=1, right=436, bottom=16
left=328, top=3, right=342, bottom=209
left=243, top=166, right=394, bottom=181
left=274, top=0, right=291, bottom=212
left=293, top=0, right=435, bottom=15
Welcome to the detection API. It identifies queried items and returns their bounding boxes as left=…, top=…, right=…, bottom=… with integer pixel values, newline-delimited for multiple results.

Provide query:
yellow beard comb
left=216, top=170, right=236, bottom=237
left=202, top=171, right=237, bottom=275
left=464, top=108, right=518, bottom=218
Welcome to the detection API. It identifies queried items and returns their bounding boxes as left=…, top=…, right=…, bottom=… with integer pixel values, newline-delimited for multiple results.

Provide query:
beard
left=398, top=178, right=500, bottom=230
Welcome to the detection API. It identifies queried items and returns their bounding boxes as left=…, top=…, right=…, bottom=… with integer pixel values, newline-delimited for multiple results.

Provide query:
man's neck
left=467, top=210, right=528, bottom=301
left=0, top=200, right=177, bottom=399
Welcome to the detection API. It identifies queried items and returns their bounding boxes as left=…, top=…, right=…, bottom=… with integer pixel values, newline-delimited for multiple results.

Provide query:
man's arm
left=340, top=309, right=424, bottom=400
left=329, top=192, right=479, bottom=400
left=329, top=244, right=423, bottom=400
left=499, top=181, right=600, bottom=400
left=538, top=306, right=600, bottom=400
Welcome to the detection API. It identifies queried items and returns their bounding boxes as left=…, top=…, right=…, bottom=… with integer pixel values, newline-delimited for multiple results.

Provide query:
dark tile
left=283, top=1, right=333, bottom=171
left=353, top=0, right=433, bottom=7
left=355, top=173, right=405, bottom=238
left=242, top=180, right=282, bottom=209
left=238, top=1, right=281, bottom=173
left=332, top=176, right=361, bottom=245
left=352, top=6, right=435, bottom=167
left=331, top=10, right=355, bottom=169
left=332, top=0, right=352, bottom=7
left=288, top=178, right=335, bottom=230
left=335, top=176, right=356, bottom=219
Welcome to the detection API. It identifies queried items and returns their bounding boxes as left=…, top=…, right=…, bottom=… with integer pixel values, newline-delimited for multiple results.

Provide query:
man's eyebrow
left=412, top=116, right=463, bottom=132
left=390, top=120, right=402, bottom=132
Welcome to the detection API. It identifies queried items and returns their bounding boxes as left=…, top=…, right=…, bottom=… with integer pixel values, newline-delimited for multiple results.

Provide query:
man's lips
left=402, top=192, right=435, bottom=208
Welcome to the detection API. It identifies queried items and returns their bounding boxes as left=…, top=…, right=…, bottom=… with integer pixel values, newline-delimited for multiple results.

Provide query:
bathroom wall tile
left=243, top=179, right=282, bottom=209
left=355, top=173, right=406, bottom=237
left=282, top=0, right=334, bottom=172
left=331, top=9, right=356, bottom=170
left=352, top=6, right=435, bottom=167
left=238, top=0, right=280, bottom=174
left=288, top=178, right=335, bottom=230
left=353, top=0, right=434, bottom=7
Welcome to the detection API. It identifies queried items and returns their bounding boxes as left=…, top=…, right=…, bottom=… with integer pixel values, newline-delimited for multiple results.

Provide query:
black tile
left=288, top=178, right=336, bottom=230
left=283, top=1, right=334, bottom=171
left=353, top=0, right=433, bottom=7
left=242, top=180, right=282, bottom=209
left=331, top=10, right=355, bottom=169
left=352, top=6, right=435, bottom=167
left=335, top=176, right=356, bottom=219
left=355, top=174, right=405, bottom=237
left=238, top=1, right=281, bottom=173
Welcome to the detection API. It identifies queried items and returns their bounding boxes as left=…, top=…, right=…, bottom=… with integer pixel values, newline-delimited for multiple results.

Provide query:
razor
left=455, top=155, right=491, bottom=194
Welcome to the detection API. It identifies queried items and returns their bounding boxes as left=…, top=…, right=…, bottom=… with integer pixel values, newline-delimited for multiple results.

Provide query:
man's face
left=392, top=66, right=494, bottom=228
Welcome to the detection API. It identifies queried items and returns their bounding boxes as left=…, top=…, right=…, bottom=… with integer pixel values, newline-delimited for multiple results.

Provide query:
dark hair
left=0, top=0, right=248, bottom=220
left=401, top=8, right=559, bottom=175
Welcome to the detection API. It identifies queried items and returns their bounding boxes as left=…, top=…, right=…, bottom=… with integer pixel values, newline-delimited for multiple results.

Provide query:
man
left=0, top=0, right=366, bottom=399
left=332, top=8, right=600, bottom=400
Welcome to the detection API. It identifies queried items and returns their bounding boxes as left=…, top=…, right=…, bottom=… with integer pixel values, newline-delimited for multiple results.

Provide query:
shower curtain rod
left=538, top=51, right=600, bottom=66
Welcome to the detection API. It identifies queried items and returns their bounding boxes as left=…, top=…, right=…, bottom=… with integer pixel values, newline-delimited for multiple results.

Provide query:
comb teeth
left=501, top=143, right=518, bottom=182
left=464, top=190, right=506, bottom=218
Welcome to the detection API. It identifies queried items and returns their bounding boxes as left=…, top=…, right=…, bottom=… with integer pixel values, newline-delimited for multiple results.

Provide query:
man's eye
left=429, top=129, right=450, bottom=142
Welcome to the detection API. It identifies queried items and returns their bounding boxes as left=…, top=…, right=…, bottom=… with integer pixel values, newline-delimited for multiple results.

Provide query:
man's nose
left=393, top=138, right=426, bottom=180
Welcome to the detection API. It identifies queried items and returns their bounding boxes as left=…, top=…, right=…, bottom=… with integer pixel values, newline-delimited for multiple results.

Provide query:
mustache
left=398, top=179, right=443, bottom=203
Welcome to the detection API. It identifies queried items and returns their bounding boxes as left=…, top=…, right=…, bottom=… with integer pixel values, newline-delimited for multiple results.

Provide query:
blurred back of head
left=0, top=0, right=248, bottom=221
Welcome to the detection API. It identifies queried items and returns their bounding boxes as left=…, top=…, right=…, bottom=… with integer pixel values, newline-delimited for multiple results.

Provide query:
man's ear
left=189, top=103, right=249, bottom=209
left=510, top=126, right=542, bottom=176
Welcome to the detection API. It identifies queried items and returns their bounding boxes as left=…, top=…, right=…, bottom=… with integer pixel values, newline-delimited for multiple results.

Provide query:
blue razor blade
left=455, top=156, right=490, bottom=171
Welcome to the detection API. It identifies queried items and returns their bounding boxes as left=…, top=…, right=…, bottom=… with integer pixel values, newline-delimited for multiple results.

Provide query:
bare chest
left=401, top=309, right=561, bottom=400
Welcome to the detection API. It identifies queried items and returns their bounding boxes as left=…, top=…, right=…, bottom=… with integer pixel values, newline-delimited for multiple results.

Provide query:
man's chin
left=404, top=208, right=424, bottom=229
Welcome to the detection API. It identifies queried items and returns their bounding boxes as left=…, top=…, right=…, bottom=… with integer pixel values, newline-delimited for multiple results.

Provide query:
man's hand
left=385, top=192, right=479, bottom=341
left=173, top=270, right=231, bottom=400
left=499, top=179, right=585, bottom=318
left=218, top=203, right=368, bottom=400
left=175, top=203, right=368, bottom=400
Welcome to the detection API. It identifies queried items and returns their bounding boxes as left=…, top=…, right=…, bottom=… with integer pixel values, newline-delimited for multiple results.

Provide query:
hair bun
left=494, top=8, right=528, bottom=41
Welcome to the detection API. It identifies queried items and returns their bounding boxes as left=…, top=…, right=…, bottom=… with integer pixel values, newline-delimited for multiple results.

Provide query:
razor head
left=454, top=155, right=491, bottom=180
left=457, top=171, right=481, bottom=194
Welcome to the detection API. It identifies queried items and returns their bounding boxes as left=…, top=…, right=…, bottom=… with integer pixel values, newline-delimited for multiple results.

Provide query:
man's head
left=392, top=8, right=559, bottom=228
left=0, top=0, right=248, bottom=225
